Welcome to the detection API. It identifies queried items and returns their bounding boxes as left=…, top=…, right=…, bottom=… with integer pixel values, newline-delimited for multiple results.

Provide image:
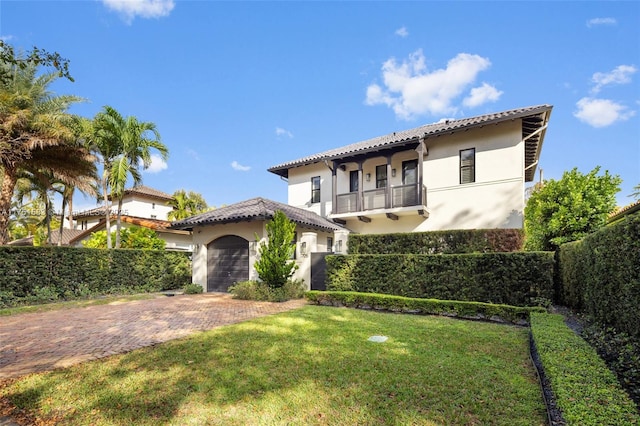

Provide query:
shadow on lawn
left=5, top=307, right=544, bottom=425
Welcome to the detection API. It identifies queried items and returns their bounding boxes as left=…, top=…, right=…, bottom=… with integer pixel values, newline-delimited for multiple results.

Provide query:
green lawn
left=0, top=294, right=161, bottom=316
left=1, top=306, right=547, bottom=425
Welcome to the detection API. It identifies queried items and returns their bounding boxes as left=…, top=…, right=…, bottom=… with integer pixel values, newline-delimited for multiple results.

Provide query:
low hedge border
left=530, top=312, right=639, bottom=425
left=305, top=291, right=546, bottom=325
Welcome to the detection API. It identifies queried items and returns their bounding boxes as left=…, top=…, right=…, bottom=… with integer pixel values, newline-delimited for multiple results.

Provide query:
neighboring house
left=171, top=198, right=347, bottom=292
left=69, top=215, right=193, bottom=251
left=64, top=185, right=192, bottom=251
left=268, top=104, right=552, bottom=235
left=71, top=185, right=173, bottom=231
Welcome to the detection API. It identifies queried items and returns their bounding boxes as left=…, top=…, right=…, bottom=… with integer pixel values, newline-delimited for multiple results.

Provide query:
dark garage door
left=207, top=235, right=249, bottom=292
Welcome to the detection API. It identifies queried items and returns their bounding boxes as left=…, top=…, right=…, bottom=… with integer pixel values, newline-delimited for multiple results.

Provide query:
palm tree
left=90, top=106, right=168, bottom=248
left=167, top=189, right=210, bottom=221
left=0, top=59, right=90, bottom=244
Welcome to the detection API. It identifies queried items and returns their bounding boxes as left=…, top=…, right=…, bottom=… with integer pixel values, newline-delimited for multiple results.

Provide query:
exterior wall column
left=296, top=232, right=317, bottom=288
left=416, top=138, right=426, bottom=206
left=385, top=155, right=393, bottom=208
left=331, top=161, right=338, bottom=214
left=334, top=229, right=350, bottom=254
left=357, top=160, right=364, bottom=212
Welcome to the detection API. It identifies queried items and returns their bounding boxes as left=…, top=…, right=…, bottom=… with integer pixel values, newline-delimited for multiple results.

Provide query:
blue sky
left=2, top=1, right=639, bottom=211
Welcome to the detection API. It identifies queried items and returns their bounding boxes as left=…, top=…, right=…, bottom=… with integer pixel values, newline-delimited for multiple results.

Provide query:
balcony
left=332, top=183, right=428, bottom=221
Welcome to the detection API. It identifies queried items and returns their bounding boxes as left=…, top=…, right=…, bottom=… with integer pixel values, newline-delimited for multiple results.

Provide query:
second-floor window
left=311, top=176, right=321, bottom=203
left=460, top=148, right=475, bottom=184
left=376, top=165, right=387, bottom=188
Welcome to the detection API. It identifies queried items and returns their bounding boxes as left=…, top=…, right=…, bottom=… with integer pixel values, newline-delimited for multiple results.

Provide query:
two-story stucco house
left=268, top=104, right=552, bottom=235
left=174, top=105, right=552, bottom=292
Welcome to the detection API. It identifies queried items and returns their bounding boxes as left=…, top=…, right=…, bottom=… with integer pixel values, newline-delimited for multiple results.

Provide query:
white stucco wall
left=191, top=221, right=338, bottom=291
left=121, top=195, right=172, bottom=220
left=286, top=120, right=525, bottom=234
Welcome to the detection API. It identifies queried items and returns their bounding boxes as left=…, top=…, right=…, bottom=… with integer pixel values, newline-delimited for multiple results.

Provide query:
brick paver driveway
left=0, top=293, right=306, bottom=379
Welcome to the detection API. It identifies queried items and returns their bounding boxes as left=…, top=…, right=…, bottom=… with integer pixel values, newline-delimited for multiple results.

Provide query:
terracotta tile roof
left=170, top=197, right=345, bottom=232
left=608, top=200, right=640, bottom=223
left=268, top=104, right=552, bottom=182
left=8, top=229, right=87, bottom=246
left=123, top=185, right=173, bottom=201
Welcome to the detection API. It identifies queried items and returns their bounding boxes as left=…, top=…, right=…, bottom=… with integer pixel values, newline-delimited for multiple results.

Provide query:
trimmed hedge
left=530, top=312, right=639, bottom=425
left=306, top=291, right=546, bottom=325
left=558, top=212, right=640, bottom=339
left=347, top=228, right=524, bottom=254
left=0, top=246, right=191, bottom=307
left=326, top=252, right=555, bottom=307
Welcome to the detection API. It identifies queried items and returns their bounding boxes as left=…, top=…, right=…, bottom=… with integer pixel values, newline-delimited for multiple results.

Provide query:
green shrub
left=0, top=246, right=192, bottom=308
left=306, top=291, right=545, bottom=325
left=558, top=212, right=640, bottom=338
left=581, top=324, right=640, bottom=406
left=229, top=279, right=305, bottom=302
left=348, top=228, right=524, bottom=254
left=530, top=312, right=639, bottom=425
left=183, top=283, right=204, bottom=294
left=326, top=252, right=555, bottom=307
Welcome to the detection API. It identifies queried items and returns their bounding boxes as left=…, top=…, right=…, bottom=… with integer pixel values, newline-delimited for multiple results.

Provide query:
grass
left=0, top=293, right=160, bottom=316
left=1, top=306, right=547, bottom=425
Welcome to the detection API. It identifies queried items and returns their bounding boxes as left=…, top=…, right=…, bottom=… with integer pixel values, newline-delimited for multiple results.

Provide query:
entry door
left=207, top=236, right=249, bottom=292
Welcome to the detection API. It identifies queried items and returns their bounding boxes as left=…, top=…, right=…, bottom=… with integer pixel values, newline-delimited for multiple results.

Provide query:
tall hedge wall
left=558, top=212, right=640, bottom=339
left=326, top=252, right=554, bottom=307
left=0, top=246, right=191, bottom=308
left=347, top=228, right=524, bottom=254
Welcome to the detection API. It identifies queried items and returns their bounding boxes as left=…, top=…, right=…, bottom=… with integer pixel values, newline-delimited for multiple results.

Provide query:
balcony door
left=395, top=159, right=418, bottom=207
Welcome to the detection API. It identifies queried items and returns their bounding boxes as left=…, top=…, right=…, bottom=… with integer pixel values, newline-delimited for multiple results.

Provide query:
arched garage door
left=207, top=235, right=249, bottom=292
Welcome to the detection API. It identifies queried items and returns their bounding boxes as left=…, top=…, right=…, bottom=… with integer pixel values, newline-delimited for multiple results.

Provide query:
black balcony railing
left=335, top=184, right=426, bottom=214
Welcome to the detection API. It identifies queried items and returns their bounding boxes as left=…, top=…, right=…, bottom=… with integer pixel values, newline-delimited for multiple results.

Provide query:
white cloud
left=275, top=127, right=293, bottom=138
left=102, top=0, right=175, bottom=24
left=142, top=154, right=168, bottom=173
left=395, top=27, right=409, bottom=38
left=463, top=82, right=503, bottom=108
left=574, top=97, right=635, bottom=128
left=591, top=65, right=637, bottom=93
left=587, top=17, right=617, bottom=28
left=231, top=161, right=251, bottom=172
left=365, top=50, right=494, bottom=119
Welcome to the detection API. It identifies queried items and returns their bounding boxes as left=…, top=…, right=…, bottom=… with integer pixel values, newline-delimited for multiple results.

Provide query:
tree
left=89, top=106, right=168, bottom=248
left=0, top=41, right=73, bottom=83
left=524, top=166, right=621, bottom=251
left=82, top=226, right=165, bottom=250
left=167, top=189, right=209, bottom=221
left=254, top=211, right=298, bottom=289
left=630, top=184, right=640, bottom=200
left=0, top=58, right=93, bottom=244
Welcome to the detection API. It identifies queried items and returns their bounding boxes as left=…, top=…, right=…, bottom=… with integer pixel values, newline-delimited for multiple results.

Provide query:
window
left=327, top=237, right=334, bottom=252
left=349, top=170, right=359, bottom=192
left=152, top=202, right=156, bottom=209
left=460, top=148, right=475, bottom=184
left=402, top=160, right=417, bottom=185
left=376, top=165, right=387, bottom=188
left=311, top=176, right=321, bottom=203
left=151, top=215, right=157, bottom=219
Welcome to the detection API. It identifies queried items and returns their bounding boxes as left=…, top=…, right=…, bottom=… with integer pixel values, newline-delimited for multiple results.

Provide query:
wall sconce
left=194, top=243, right=201, bottom=251
left=365, top=173, right=371, bottom=182
left=391, top=168, right=396, bottom=177
left=250, top=241, right=258, bottom=256
left=336, top=240, right=343, bottom=253
left=300, top=241, right=307, bottom=257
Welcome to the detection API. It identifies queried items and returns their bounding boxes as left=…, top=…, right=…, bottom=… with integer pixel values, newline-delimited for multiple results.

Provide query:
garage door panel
left=207, top=235, right=249, bottom=292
